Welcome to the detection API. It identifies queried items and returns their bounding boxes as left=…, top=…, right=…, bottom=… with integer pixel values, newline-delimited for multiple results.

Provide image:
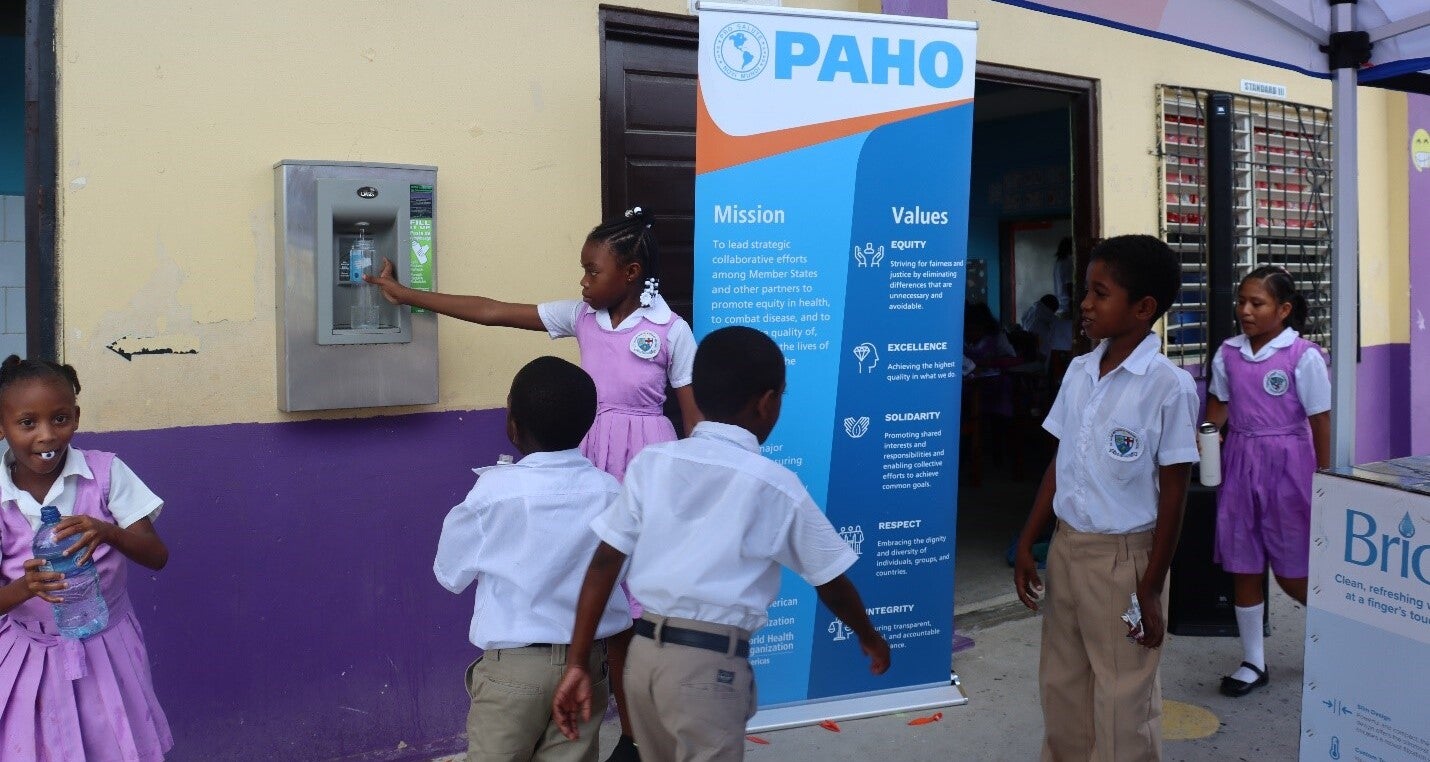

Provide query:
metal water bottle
left=1198, top=422, right=1222, bottom=487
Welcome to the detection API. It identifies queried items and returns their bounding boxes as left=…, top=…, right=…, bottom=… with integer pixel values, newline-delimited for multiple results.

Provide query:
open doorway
left=956, top=71, right=1099, bottom=620
left=0, top=4, right=24, bottom=359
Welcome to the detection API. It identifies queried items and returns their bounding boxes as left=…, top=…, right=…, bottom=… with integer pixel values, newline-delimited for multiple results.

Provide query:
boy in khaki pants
left=1014, top=236, right=1199, bottom=761
left=435, top=356, right=634, bottom=761
left=552, top=326, right=890, bottom=762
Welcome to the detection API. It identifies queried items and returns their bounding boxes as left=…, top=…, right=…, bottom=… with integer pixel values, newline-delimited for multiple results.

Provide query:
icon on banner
left=828, top=618, right=854, bottom=642
left=1329, top=736, right=1340, bottom=760
left=853, top=342, right=879, bottom=373
left=854, top=242, right=885, bottom=268
left=411, top=240, right=430, bottom=265
left=713, top=22, right=769, bottom=81
left=838, top=525, right=864, bottom=555
left=843, top=416, right=870, bottom=439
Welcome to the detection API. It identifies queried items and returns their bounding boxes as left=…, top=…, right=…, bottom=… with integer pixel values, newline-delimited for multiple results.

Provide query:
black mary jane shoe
left=1219, top=662, right=1269, bottom=697
left=605, top=734, right=641, bottom=762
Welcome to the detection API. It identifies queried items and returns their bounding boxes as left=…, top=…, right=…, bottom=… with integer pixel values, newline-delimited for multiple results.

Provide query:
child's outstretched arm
left=815, top=574, right=891, bottom=675
left=1014, top=457, right=1057, bottom=611
left=553, top=541, right=628, bottom=740
left=1135, top=462, right=1191, bottom=649
left=366, top=259, right=545, bottom=330
left=55, top=516, right=168, bottom=570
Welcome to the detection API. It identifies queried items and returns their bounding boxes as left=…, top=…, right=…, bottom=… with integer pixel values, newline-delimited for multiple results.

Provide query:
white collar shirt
left=591, top=421, right=858, bottom=632
left=536, top=295, right=696, bottom=387
left=1042, top=333, right=1200, bottom=534
left=1208, top=328, right=1331, bottom=415
left=0, top=446, right=163, bottom=532
left=433, top=449, right=631, bottom=650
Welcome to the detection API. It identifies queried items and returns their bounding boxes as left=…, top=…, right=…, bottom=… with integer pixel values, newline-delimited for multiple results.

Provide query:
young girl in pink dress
left=0, top=356, right=172, bottom=761
left=370, top=206, right=698, bottom=762
left=1205, top=266, right=1330, bottom=698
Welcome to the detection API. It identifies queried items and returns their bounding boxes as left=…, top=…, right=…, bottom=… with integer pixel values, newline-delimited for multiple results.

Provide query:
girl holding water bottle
left=1204, top=266, right=1330, bottom=698
left=0, top=356, right=172, bottom=760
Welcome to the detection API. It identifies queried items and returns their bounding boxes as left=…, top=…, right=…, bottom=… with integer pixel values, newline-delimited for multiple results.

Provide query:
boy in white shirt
left=435, top=356, right=633, bottom=762
left=551, top=326, right=890, bottom=762
left=1013, top=235, right=1199, bottom=761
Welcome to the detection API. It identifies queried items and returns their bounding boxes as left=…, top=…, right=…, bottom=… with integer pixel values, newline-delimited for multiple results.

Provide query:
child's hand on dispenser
left=365, top=259, right=406, bottom=305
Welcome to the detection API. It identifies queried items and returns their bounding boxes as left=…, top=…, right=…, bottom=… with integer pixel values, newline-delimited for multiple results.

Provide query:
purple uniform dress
left=0, top=449, right=172, bottom=762
left=568, top=303, right=689, bottom=620
left=1214, top=338, right=1320, bottom=578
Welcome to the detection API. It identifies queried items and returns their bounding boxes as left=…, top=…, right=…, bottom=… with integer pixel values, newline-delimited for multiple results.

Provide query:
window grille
left=1158, top=86, right=1333, bottom=373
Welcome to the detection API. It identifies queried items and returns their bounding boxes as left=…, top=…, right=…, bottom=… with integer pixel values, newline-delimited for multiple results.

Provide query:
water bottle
left=31, top=506, right=109, bottom=639
left=1198, top=422, right=1222, bottom=487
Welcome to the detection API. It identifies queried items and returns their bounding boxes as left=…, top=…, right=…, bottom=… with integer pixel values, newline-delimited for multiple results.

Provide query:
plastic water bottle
left=1198, top=422, right=1222, bottom=487
left=31, top=506, right=108, bottom=639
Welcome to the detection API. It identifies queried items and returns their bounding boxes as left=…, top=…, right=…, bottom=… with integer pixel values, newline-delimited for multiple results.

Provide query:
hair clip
left=625, top=206, right=643, bottom=218
left=640, top=277, right=660, bottom=307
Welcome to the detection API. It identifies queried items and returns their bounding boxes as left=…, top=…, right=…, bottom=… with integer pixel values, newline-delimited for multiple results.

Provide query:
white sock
left=1232, top=604, right=1265, bottom=682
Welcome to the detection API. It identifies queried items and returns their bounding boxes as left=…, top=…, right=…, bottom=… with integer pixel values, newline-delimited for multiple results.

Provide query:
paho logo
left=713, top=22, right=770, bottom=80
left=1344, top=509, right=1430, bottom=585
left=714, top=24, right=963, bottom=88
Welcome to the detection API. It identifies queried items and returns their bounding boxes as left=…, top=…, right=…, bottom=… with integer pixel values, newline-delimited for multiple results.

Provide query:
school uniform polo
left=591, top=421, right=857, bottom=762
left=434, top=449, right=630, bottom=762
left=1037, top=332, right=1199, bottom=762
left=0, top=447, right=162, bottom=530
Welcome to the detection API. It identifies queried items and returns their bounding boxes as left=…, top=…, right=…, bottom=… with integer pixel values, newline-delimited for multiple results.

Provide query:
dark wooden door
left=600, top=9, right=698, bottom=322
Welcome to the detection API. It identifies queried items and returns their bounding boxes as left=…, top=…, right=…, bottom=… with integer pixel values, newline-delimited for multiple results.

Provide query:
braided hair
left=1242, top=265, right=1309, bottom=333
left=588, top=206, right=660, bottom=289
left=0, top=355, right=81, bottom=403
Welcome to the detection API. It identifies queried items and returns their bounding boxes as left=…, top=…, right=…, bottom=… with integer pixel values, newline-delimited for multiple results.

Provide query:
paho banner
left=694, top=3, right=976, bottom=728
left=1302, top=469, right=1430, bottom=761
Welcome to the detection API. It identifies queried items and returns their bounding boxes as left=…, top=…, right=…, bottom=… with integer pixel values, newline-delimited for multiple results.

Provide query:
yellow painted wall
left=55, top=0, right=1407, bottom=431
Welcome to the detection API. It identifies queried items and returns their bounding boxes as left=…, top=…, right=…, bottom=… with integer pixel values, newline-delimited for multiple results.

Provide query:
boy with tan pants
left=1014, top=236, right=1199, bottom=761
left=552, top=326, right=891, bottom=762
left=435, top=357, right=634, bottom=761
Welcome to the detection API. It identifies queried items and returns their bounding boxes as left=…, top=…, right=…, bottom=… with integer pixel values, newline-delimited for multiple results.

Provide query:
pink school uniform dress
left=0, top=448, right=172, bottom=762
left=538, top=295, right=696, bottom=616
left=1211, top=330, right=1330, bottom=578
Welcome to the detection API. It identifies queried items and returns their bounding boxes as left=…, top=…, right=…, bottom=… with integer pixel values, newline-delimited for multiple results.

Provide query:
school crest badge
left=1107, top=427, right=1142, bottom=461
left=1263, top=369, right=1290, bottom=396
left=630, top=330, right=661, bottom=360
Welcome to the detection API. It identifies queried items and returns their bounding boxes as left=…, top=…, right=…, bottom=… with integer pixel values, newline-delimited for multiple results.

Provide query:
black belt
left=634, top=618, right=749, bottom=658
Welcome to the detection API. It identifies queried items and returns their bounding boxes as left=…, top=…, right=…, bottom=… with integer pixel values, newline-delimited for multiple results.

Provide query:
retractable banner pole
left=694, top=2, right=976, bottom=728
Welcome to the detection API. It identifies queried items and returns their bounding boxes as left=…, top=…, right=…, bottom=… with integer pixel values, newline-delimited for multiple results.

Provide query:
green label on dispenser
left=409, top=184, right=435, bottom=313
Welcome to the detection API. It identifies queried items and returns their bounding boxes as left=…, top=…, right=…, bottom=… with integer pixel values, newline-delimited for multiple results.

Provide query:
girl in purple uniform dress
left=0, top=356, right=172, bottom=761
left=1205, top=267, right=1330, bottom=698
left=370, top=207, right=699, bottom=762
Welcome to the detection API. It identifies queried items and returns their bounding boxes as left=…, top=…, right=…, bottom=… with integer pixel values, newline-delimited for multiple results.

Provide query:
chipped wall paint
left=55, top=0, right=1406, bottom=433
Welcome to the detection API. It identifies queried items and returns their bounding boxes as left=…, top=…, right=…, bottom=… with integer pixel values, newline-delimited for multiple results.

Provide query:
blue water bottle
left=31, top=506, right=109, bottom=639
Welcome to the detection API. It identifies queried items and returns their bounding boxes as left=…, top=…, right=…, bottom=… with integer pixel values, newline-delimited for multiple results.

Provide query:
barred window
left=1158, top=85, right=1332, bottom=374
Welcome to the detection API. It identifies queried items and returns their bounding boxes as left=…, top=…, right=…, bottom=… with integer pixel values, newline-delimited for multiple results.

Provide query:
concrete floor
left=574, top=588, right=1307, bottom=762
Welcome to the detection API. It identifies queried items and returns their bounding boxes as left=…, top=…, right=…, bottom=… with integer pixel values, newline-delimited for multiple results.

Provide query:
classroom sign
left=693, top=2, right=976, bottom=727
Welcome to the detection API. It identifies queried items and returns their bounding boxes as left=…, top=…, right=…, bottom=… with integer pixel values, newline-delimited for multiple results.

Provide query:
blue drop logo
left=1400, top=512, right=1417, bottom=539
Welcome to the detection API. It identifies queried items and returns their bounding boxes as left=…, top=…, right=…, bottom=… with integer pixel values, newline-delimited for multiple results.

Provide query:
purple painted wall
left=1355, top=343, right=1411, bottom=465
left=80, top=408, right=514, bottom=761
left=1410, top=94, right=1430, bottom=454
left=881, top=0, right=947, bottom=18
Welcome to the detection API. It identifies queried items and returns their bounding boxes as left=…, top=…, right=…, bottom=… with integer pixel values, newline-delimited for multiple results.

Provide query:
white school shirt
left=1043, top=333, right=1200, bottom=534
left=537, top=295, right=696, bottom=387
left=1208, top=328, right=1331, bottom=415
left=433, top=449, right=632, bottom=650
left=591, top=421, right=858, bottom=633
left=0, top=446, right=163, bottom=531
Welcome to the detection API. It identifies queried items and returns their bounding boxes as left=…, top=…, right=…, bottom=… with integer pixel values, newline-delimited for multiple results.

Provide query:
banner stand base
left=748, top=679, right=968, bottom=733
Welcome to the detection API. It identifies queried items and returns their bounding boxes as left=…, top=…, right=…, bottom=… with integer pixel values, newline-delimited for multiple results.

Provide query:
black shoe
left=1219, top=662, right=1269, bottom=697
left=605, top=735, right=640, bottom=762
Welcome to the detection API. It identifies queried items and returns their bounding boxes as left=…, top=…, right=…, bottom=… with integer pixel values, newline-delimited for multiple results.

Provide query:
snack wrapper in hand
left=1121, top=593, right=1144, bottom=643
